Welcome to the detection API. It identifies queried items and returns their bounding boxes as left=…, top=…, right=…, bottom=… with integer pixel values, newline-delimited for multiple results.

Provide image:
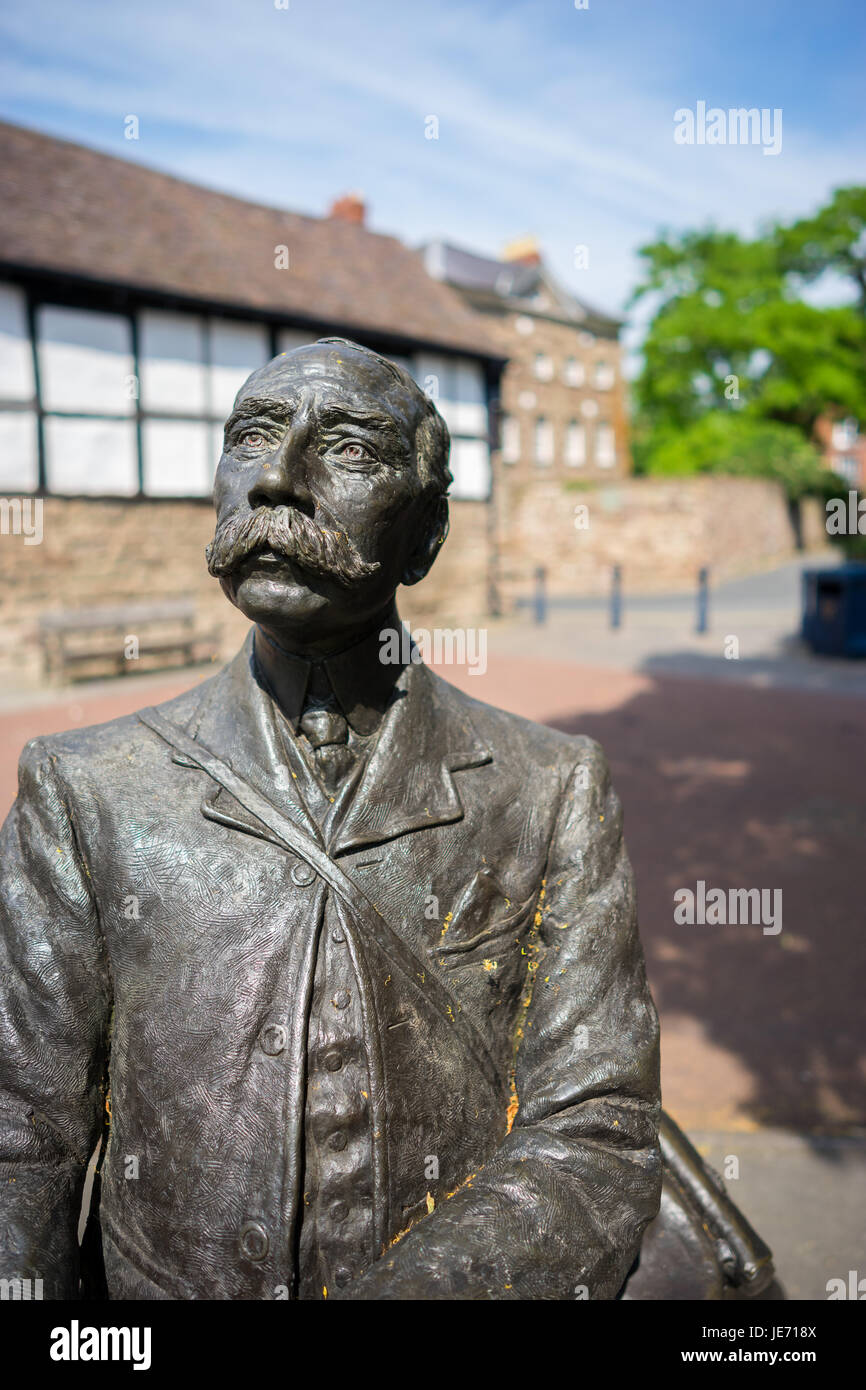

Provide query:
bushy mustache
left=205, top=505, right=380, bottom=588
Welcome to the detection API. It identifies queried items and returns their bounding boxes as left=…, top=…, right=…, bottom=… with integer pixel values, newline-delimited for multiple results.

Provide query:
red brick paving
left=2, top=653, right=863, bottom=1135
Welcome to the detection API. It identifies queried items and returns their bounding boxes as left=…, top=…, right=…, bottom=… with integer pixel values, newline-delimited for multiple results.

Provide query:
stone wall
left=493, top=475, right=827, bottom=604
left=0, top=481, right=828, bottom=685
left=0, top=496, right=492, bottom=684
left=402, top=499, right=491, bottom=627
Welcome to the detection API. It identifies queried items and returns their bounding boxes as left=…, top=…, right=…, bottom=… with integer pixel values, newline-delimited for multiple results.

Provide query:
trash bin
left=802, top=564, right=866, bottom=657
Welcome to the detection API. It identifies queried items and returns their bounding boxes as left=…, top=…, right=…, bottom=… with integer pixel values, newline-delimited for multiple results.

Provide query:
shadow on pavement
left=638, top=642, right=866, bottom=696
left=545, top=666, right=866, bottom=1144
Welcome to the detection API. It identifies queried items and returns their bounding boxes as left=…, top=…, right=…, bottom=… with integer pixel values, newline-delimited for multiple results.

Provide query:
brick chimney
left=328, top=192, right=366, bottom=225
left=502, top=235, right=541, bottom=266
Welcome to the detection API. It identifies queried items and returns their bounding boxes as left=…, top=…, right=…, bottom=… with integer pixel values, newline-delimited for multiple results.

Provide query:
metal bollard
left=533, top=565, right=547, bottom=625
left=696, top=567, right=709, bottom=634
left=610, top=564, right=622, bottom=629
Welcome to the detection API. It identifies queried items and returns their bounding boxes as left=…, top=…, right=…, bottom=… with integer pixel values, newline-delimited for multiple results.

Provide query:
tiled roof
left=422, top=238, right=621, bottom=331
left=0, top=121, right=501, bottom=359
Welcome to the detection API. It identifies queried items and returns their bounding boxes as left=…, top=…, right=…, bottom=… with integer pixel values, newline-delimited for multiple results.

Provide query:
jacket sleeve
left=0, top=739, right=111, bottom=1299
left=346, top=738, right=662, bottom=1300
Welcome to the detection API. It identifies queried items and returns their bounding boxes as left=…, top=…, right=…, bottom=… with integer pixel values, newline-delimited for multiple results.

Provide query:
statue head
left=206, top=338, right=452, bottom=655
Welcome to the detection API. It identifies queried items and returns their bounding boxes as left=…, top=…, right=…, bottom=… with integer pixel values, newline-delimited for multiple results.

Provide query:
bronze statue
left=0, top=339, right=772, bottom=1299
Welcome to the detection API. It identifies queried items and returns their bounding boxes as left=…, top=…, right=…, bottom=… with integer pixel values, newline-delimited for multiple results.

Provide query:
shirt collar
left=252, top=621, right=405, bottom=737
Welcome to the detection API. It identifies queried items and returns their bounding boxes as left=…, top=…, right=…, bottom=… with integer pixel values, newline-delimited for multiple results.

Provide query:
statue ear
left=401, top=495, right=450, bottom=587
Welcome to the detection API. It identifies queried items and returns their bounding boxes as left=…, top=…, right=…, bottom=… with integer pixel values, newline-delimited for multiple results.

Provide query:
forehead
left=234, top=346, right=422, bottom=429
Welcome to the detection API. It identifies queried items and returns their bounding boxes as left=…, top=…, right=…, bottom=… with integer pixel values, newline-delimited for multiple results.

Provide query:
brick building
left=815, top=414, right=866, bottom=489
left=0, top=121, right=505, bottom=678
left=0, top=121, right=505, bottom=502
left=422, top=236, right=630, bottom=483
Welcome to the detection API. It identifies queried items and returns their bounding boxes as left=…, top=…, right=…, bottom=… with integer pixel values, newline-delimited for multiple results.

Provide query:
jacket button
left=328, top=1131, right=348, bottom=1152
left=292, top=861, right=317, bottom=887
left=329, top=1201, right=349, bottom=1223
left=332, top=989, right=351, bottom=1011
left=260, top=1023, right=287, bottom=1056
left=323, top=1049, right=343, bottom=1072
left=334, top=1267, right=351, bottom=1288
left=239, top=1221, right=269, bottom=1261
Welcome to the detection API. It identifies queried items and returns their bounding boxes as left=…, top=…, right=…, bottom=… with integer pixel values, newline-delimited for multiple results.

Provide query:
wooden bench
left=39, top=599, right=221, bottom=683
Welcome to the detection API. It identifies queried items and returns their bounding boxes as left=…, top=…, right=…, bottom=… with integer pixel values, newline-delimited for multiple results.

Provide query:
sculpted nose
left=247, top=420, right=314, bottom=514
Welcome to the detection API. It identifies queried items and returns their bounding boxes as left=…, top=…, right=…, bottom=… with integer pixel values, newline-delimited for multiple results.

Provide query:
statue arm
left=0, top=740, right=111, bottom=1299
left=343, top=741, right=662, bottom=1300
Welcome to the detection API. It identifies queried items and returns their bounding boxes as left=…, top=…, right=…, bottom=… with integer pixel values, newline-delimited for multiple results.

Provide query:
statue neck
left=252, top=602, right=405, bottom=737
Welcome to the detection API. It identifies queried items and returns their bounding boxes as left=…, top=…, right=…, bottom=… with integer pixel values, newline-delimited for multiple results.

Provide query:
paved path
left=499, top=553, right=866, bottom=696
left=516, top=553, right=841, bottom=614
left=690, top=1130, right=866, bottom=1301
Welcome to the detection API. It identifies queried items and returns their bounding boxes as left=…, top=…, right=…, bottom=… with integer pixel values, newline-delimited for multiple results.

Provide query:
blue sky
left=1, top=0, right=864, bottom=353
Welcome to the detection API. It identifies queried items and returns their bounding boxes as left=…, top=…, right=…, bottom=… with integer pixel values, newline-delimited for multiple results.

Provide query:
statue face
left=208, top=343, right=441, bottom=651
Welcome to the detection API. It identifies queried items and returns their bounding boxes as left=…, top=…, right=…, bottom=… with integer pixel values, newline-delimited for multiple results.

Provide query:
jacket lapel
left=169, top=633, right=492, bottom=857
left=331, top=661, right=491, bottom=855
left=180, top=632, right=323, bottom=845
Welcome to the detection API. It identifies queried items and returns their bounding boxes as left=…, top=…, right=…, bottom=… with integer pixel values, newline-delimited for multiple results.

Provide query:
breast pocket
left=431, top=868, right=537, bottom=972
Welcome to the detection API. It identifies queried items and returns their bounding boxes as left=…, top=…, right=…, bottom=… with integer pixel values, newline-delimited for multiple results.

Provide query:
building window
left=563, top=356, right=584, bottom=387
left=594, top=360, right=615, bottom=390
left=0, top=282, right=283, bottom=496
left=0, top=284, right=38, bottom=490
left=595, top=421, right=616, bottom=468
left=501, top=415, right=520, bottom=465
left=143, top=313, right=269, bottom=494
left=44, top=416, right=139, bottom=496
left=533, top=352, right=554, bottom=382
left=0, top=411, right=39, bottom=491
left=835, top=455, right=859, bottom=482
left=514, top=315, right=534, bottom=336
left=278, top=328, right=314, bottom=354
left=0, top=283, right=36, bottom=401
left=410, top=352, right=490, bottom=499
left=209, top=319, right=270, bottom=418
left=449, top=437, right=490, bottom=498
left=0, top=284, right=498, bottom=500
left=139, top=310, right=208, bottom=415
left=831, top=418, right=858, bottom=451
left=565, top=420, right=586, bottom=467
left=37, top=305, right=138, bottom=494
left=38, top=305, right=136, bottom=417
left=142, top=419, right=214, bottom=497
left=534, top=417, right=554, bottom=467
left=411, top=353, right=486, bottom=436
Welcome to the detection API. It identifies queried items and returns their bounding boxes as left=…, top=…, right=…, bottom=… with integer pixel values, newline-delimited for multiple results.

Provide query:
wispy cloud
left=0, top=0, right=862, bottom=325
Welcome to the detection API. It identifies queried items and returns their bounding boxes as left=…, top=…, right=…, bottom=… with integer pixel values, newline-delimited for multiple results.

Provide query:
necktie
left=299, top=670, right=356, bottom=794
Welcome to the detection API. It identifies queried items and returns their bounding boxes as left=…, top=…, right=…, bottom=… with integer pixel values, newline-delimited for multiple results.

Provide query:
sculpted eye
left=239, top=430, right=268, bottom=449
left=332, top=440, right=375, bottom=464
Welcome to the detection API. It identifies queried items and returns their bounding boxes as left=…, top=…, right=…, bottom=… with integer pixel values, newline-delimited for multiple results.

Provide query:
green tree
left=644, top=414, right=838, bottom=502
left=777, top=186, right=866, bottom=315
left=629, top=192, right=866, bottom=485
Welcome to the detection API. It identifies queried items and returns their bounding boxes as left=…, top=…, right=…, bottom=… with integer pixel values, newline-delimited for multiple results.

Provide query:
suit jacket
left=0, top=635, right=662, bottom=1300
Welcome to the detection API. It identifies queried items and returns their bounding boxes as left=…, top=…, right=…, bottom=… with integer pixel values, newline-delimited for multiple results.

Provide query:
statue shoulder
left=425, top=666, right=610, bottom=784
